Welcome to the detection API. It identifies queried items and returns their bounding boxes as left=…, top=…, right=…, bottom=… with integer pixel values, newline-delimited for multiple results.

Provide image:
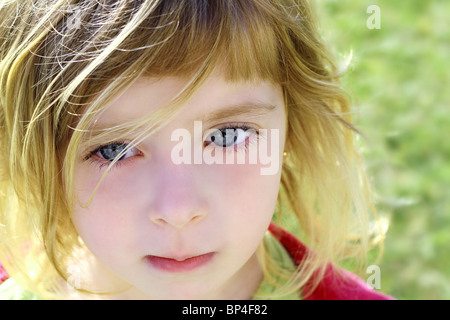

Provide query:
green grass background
left=314, top=0, right=449, bottom=299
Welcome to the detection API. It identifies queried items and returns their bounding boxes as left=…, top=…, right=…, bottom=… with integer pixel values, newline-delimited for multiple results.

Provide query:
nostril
left=147, top=201, right=209, bottom=229
left=190, top=215, right=202, bottom=224
left=151, top=217, right=167, bottom=227
left=148, top=210, right=206, bottom=229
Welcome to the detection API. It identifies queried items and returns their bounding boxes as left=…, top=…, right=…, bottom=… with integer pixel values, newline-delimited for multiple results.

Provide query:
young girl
left=0, top=0, right=391, bottom=299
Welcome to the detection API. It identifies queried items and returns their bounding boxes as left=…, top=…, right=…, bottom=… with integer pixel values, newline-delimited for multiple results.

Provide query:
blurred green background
left=315, top=0, right=449, bottom=299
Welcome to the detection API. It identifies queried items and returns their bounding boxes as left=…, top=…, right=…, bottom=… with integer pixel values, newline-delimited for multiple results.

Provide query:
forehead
left=93, top=70, right=284, bottom=128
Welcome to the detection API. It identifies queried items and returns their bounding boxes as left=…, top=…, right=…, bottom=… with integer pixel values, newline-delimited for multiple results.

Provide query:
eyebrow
left=81, top=102, right=278, bottom=144
left=199, top=102, right=278, bottom=124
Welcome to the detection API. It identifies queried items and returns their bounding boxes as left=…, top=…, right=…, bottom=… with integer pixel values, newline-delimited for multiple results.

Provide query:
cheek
left=207, top=161, right=282, bottom=228
left=205, top=162, right=282, bottom=266
left=71, top=164, right=143, bottom=260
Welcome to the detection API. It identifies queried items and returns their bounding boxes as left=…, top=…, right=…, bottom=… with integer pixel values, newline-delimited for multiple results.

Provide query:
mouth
left=144, top=253, right=215, bottom=273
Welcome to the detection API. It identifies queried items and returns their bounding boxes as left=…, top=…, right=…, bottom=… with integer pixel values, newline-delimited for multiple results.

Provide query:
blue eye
left=97, top=143, right=128, bottom=161
left=207, top=128, right=250, bottom=147
left=84, top=142, right=141, bottom=165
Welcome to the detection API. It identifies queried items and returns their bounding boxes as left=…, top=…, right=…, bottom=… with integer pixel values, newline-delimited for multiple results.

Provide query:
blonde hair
left=0, top=0, right=383, bottom=299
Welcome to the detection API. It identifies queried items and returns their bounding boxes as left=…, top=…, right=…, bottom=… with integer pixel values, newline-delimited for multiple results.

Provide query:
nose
left=149, top=202, right=207, bottom=229
left=147, top=164, right=208, bottom=230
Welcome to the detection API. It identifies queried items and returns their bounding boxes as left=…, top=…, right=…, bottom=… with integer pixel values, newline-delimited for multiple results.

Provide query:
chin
left=132, top=280, right=218, bottom=300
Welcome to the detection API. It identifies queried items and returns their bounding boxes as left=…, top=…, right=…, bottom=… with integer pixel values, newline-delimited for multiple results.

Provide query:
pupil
left=100, top=143, right=126, bottom=161
left=209, top=129, right=240, bottom=147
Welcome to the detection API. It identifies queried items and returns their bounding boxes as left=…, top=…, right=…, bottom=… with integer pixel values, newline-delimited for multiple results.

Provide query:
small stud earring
left=283, top=152, right=288, bottom=157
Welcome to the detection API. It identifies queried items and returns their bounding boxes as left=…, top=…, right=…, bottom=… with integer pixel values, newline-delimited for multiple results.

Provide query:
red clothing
left=268, top=223, right=393, bottom=300
left=0, top=263, right=7, bottom=284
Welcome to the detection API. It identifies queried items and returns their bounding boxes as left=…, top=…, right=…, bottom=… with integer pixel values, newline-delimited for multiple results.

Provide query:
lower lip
left=145, top=253, right=215, bottom=273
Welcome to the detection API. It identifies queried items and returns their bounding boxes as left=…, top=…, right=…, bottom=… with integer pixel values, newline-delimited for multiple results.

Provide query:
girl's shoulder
left=268, top=223, right=394, bottom=300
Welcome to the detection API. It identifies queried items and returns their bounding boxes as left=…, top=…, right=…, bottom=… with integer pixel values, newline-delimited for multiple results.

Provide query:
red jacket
left=0, top=263, right=6, bottom=284
left=268, top=223, right=393, bottom=300
left=0, top=224, right=393, bottom=300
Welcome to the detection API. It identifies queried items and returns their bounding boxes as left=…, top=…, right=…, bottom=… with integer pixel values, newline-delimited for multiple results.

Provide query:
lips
left=145, top=253, right=215, bottom=272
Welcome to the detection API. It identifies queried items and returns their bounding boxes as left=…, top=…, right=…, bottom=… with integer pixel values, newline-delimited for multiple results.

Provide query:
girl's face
left=71, top=69, right=287, bottom=299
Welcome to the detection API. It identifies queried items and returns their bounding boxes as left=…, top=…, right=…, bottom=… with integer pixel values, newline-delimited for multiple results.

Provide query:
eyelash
left=82, top=123, right=260, bottom=170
